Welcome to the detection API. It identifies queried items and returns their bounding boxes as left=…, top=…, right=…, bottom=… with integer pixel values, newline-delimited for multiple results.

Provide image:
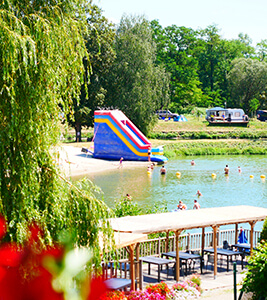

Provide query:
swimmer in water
left=196, top=190, right=203, bottom=197
left=160, top=165, right=166, bottom=175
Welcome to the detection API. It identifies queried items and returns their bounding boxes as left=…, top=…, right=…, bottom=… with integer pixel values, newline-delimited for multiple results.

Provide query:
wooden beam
left=201, top=227, right=205, bottom=257
left=212, top=225, right=218, bottom=279
left=175, top=230, right=182, bottom=282
left=235, top=224, right=238, bottom=244
left=128, top=244, right=136, bottom=291
left=249, top=221, right=256, bottom=255
left=165, top=231, right=169, bottom=253
left=136, top=243, right=140, bottom=290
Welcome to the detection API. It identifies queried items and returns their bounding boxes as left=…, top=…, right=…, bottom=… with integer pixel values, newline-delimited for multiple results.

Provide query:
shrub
left=146, top=282, right=171, bottom=296
left=100, top=291, right=127, bottom=300
left=241, top=241, right=267, bottom=299
left=113, top=196, right=142, bottom=217
left=260, top=218, right=267, bottom=241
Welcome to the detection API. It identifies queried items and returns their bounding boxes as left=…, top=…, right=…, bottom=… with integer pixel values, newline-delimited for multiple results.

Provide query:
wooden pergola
left=101, top=232, right=147, bottom=290
left=109, top=205, right=267, bottom=281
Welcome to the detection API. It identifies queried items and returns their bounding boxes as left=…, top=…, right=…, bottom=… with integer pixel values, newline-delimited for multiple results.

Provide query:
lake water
left=86, top=155, right=267, bottom=232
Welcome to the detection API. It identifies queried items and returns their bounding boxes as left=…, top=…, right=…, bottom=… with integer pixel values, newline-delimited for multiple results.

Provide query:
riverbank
left=161, top=139, right=267, bottom=157
left=58, top=139, right=267, bottom=177
left=59, top=145, right=149, bottom=177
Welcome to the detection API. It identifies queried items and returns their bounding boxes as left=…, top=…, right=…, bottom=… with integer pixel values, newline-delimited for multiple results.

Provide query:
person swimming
left=224, top=165, right=229, bottom=175
left=177, top=200, right=187, bottom=210
left=196, top=190, right=203, bottom=197
left=160, top=165, right=166, bottom=175
left=193, top=199, right=200, bottom=209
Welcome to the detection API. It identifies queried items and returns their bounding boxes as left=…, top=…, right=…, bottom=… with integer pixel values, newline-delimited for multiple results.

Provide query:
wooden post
left=165, top=231, right=169, bottom=253
left=187, top=233, right=190, bottom=250
left=201, top=227, right=205, bottom=257
left=175, top=230, right=182, bottom=282
left=235, top=224, right=238, bottom=244
left=128, top=244, right=136, bottom=291
left=249, top=221, right=256, bottom=255
left=212, top=226, right=218, bottom=279
left=136, top=243, right=140, bottom=290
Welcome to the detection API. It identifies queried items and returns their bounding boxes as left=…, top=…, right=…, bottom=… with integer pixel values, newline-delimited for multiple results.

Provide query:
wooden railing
left=118, top=229, right=261, bottom=260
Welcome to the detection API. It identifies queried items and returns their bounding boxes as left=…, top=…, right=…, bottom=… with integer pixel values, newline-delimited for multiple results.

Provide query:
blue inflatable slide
left=93, top=110, right=168, bottom=163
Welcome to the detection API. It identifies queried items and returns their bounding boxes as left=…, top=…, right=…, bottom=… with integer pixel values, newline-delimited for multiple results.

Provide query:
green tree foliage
left=242, top=241, right=267, bottom=299
left=67, top=4, right=116, bottom=141
left=227, top=58, right=267, bottom=113
left=114, top=196, right=142, bottom=217
left=150, top=21, right=262, bottom=110
left=105, top=15, right=170, bottom=135
left=237, top=33, right=255, bottom=58
left=150, top=21, right=202, bottom=111
left=260, top=217, right=267, bottom=241
left=195, top=29, right=256, bottom=107
left=0, top=0, right=114, bottom=255
left=256, top=39, right=267, bottom=62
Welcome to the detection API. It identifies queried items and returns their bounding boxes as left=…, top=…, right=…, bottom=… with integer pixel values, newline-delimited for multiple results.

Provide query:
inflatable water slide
left=93, top=110, right=168, bottom=163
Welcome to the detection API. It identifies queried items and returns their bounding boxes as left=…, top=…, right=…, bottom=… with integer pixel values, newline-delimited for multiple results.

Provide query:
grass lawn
left=153, top=115, right=267, bottom=132
left=63, top=115, right=267, bottom=149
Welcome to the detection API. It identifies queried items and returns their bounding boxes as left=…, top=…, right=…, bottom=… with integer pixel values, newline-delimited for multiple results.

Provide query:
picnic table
left=231, top=243, right=258, bottom=257
left=204, top=248, right=243, bottom=271
left=162, top=251, right=203, bottom=275
left=139, top=256, right=175, bottom=282
left=104, top=278, right=132, bottom=290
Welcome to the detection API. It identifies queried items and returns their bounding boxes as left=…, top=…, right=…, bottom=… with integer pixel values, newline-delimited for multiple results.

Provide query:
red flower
left=87, top=276, right=107, bottom=300
left=0, top=216, right=6, bottom=239
left=0, top=219, right=64, bottom=300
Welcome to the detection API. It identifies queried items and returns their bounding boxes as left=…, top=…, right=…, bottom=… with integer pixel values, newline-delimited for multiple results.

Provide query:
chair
left=206, top=253, right=215, bottom=270
left=223, top=240, right=230, bottom=250
left=186, top=250, right=196, bottom=273
left=205, top=254, right=223, bottom=270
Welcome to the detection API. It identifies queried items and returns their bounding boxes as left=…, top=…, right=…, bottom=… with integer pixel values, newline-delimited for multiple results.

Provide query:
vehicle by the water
left=257, top=110, right=267, bottom=122
left=206, top=107, right=249, bottom=126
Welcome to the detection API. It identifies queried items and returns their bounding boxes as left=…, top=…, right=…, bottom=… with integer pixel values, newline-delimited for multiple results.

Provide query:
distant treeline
left=67, top=8, right=267, bottom=137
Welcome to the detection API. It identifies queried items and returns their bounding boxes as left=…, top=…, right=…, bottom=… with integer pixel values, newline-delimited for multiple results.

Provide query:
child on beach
left=118, top=157, right=123, bottom=169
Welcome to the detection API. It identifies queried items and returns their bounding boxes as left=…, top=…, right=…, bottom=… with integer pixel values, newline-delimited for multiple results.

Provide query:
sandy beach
left=59, top=145, right=150, bottom=178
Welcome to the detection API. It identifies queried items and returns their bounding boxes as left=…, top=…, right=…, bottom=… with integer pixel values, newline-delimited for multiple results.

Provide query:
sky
left=96, top=0, right=267, bottom=46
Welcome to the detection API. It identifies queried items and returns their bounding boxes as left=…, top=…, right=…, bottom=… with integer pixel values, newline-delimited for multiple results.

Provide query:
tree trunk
left=75, top=123, right=82, bottom=142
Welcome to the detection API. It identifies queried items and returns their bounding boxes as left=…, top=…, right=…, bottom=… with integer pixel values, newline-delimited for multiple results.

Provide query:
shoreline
left=58, top=145, right=150, bottom=178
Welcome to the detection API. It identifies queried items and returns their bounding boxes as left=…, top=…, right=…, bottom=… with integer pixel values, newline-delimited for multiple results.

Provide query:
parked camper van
left=206, top=107, right=249, bottom=126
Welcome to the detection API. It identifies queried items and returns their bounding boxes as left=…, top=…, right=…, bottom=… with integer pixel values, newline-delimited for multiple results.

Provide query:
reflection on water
left=85, top=155, right=267, bottom=231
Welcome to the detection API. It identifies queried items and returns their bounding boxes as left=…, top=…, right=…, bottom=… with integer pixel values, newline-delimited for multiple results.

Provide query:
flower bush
left=126, top=278, right=200, bottom=300
left=146, top=282, right=171, bottom=296
left=172, top=282, right=200, bottom=299
left=127, top=290, right=167, bottom=300
left=100, top=290, right=127, bottom=300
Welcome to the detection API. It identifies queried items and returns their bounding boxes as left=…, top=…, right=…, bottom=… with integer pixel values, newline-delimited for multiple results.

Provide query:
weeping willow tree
left=0, top=0, right=114, bottom=259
